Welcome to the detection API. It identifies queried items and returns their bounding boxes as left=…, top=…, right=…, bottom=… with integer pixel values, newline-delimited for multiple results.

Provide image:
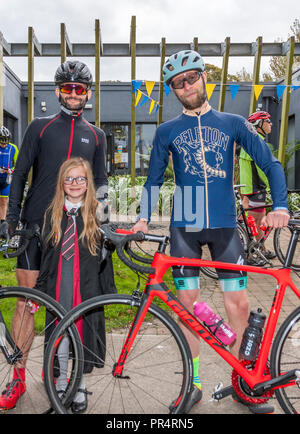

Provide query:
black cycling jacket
left=7, top=107, right=108, bottom=223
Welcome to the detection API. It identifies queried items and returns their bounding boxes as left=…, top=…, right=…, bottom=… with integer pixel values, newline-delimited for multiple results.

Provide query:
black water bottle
left=239, top=308, right=266, bottom=361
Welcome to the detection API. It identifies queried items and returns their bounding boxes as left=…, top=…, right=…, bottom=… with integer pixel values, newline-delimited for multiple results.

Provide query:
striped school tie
left=62, top=208, right=77, bottom=261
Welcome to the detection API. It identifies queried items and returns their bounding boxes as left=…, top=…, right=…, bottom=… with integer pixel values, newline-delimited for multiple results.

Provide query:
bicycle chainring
left=232, top=360, right=273, bottom=405
left=247, top=241, right=268, bottom=265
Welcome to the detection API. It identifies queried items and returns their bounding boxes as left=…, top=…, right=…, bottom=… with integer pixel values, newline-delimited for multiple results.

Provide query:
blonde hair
left=44, top=157, right=101, bottom=255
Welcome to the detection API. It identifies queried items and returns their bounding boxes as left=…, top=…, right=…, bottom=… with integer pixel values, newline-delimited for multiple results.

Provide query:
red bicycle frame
left=113, top=251, right=300, bottom=392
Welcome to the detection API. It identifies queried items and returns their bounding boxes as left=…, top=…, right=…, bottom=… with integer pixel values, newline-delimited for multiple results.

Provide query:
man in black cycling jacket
left=0, top=60, right=114, bottom=410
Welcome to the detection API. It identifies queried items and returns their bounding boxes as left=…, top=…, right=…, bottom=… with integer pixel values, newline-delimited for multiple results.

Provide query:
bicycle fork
left=112, top=291, right=153, bottom=378
left=0, top=311, right=23, bottom=364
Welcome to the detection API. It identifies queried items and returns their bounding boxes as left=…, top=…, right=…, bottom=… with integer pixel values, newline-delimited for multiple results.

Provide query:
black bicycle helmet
left=54, top=60, right=93, bottom=87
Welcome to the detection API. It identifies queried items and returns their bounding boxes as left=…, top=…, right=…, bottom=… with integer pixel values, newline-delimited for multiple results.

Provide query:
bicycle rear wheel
left=273, top=222, right=300, bottom=271
left=270, top=306, right=300, bottom=414
left=0, top=286, right=81, bottom=414
left=44, top=293, right=193, bottom=414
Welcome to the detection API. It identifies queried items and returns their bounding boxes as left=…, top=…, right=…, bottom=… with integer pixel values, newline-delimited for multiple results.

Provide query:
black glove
left=0, top=220, right=18, bottom=238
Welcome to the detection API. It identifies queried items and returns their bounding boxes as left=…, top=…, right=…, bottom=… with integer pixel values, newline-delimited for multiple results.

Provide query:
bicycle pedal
left=211, top=384, right=234, bottom=402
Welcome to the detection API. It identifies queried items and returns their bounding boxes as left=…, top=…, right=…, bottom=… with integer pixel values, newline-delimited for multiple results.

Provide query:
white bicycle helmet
left=0, top=126, right=11, bottom=140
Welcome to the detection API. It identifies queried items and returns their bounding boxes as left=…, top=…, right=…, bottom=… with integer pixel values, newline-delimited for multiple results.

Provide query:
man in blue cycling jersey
left=133, top=50, right=289, bottom=414
left=0, top=126, right=18, bottom=221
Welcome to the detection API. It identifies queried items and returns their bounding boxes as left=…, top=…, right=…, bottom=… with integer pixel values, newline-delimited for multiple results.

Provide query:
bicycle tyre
left=44, top=293, right=193, bottom=414
left=201, top=223, right=248, bottom=280
left=273, top=224, right=300, bottom=271
left=0, top=286, right=82, bottom=414
left=270, top=306, right=300, bottom=414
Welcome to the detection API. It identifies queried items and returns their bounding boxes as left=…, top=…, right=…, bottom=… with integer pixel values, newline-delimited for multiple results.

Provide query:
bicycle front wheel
left=44, top=293, right=193, bottom=414
left=0, top=286, right=81, bottom=414
left=270, top=306, right=300, bottom=414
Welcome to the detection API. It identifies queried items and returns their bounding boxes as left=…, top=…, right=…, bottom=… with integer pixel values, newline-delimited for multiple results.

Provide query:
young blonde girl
left=36, top=157, right=116, bottom=413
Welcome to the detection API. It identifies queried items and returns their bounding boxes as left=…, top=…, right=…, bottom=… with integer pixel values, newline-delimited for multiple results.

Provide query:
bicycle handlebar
left=2, top=225, right=41, bottom=259
left=288, top=219, right=300, bottom=227
left=100, top=224, right=158, bottom=275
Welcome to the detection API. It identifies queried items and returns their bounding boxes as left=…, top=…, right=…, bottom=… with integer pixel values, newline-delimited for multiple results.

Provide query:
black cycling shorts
left=170, top=227, right=247, bottom=291
left=16, top=220, right=43, bottom=271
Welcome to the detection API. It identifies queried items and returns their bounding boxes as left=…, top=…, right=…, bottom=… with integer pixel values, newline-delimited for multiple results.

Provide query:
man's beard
left=174, top=88, right=207, bottom=111
left=59, top=95, right=88, bottom=112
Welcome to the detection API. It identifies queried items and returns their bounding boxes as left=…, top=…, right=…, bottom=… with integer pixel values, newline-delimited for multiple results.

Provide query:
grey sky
left=1, top=0, right=299, bottom=82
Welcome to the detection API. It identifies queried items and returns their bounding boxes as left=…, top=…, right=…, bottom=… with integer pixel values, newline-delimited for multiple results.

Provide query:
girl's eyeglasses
left=64, top=176, right=87, bottom=185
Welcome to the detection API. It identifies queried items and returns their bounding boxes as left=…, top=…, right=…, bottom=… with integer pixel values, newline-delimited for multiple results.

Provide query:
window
left=102, top=123, right=156, bottom=176
left=135, top=124, right=156, bottom=176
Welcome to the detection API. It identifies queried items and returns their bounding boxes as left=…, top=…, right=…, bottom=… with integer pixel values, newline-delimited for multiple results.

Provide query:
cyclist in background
left=132, top=50, right=289, bottom=414
left=239, top=111, right=276, bottom=260
left=0, top=126, right=18, bottom=222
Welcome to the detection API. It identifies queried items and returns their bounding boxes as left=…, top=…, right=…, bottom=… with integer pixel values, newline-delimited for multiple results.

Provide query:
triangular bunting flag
left=254, top=84, right=264, bottom=100
left=276, top=85, right=286, bottom=100
left=135, top=90, right=142, bottom=107
left=149, top=99, right=155, bottom=114
left=164, top=83, right=171, bottom=97
left=206, top=83, right=216, bottom=101
left=155, top=103, right=159, bottom=113
left=291, top=85, right=300, bottom=91
left=145, top=81, right=156, bottom=97
left=131, top=80, right=143, bottom=93
left=229, top=84, right=240, bottom=100
left=138, top=95, right=149, bottom=108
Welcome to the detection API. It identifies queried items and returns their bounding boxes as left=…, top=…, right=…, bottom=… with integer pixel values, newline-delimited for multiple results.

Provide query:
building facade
left=3, top=62, right=300, bottom=187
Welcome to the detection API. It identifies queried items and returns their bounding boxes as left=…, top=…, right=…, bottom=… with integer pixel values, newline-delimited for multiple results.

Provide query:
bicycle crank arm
left=211, top=383, right=235, bottom=402
left=253, top=369, right=300, bottom=395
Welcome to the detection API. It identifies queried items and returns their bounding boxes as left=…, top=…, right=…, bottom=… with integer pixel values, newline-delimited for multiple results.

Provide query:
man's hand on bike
left=261, top=210, right=290, bottom=229
left=132, top=219, right=149, bottom=234
left=0, top=220, right=18, bottom=239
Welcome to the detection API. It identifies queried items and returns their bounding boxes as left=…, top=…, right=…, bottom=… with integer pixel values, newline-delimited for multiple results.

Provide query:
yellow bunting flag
left=145, top=81, right=156, bottom=97
left=135, top=90, right=142, bottom=106
left=206, top=83, right=216, bottom=101
left=254, top=85, right=264, bottom=100
left=149, top=99, right=155, bottom=114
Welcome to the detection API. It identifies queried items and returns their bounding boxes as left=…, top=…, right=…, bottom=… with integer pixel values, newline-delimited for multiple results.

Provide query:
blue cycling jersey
left=139, top=108, right=288, bottom=228
left=0, top=143, right=18, bottom=180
